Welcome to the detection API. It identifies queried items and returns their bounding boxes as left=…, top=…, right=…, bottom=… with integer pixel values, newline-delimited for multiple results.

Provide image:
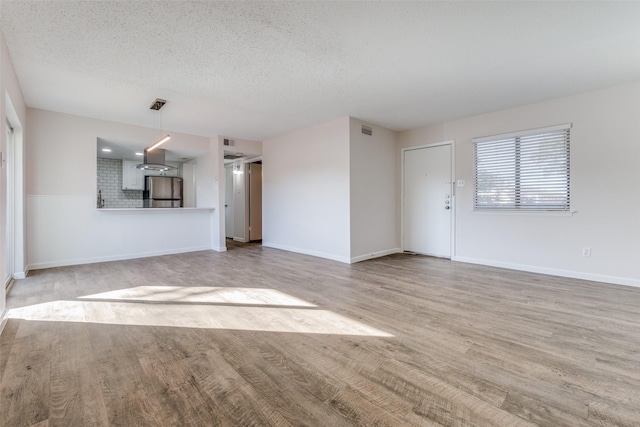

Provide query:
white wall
left=263, top=117, right=351, bottom=262
left=194, top=136, right=225, bottom=251
left=182, top=162, right=196, bottom=207
left=399, top=82, right=640, bottom=287
left=349, top=118, right=400, bottom=262
left=1, top=30, right=27, bottom=319
left=26, top=109, right=217, bottom=269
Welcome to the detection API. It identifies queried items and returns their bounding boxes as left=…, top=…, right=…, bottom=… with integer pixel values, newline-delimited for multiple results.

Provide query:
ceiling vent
left=150, top=98, right=167, bottom=110
left=223, top=138, right=235, bottom=147
left=224, top=152, right=244, bottom=160
left=361, top=125, right=373, bottom=136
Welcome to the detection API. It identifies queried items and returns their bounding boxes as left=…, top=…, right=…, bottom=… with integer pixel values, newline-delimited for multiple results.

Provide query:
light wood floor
left=2, top=241, right=640, bottom=426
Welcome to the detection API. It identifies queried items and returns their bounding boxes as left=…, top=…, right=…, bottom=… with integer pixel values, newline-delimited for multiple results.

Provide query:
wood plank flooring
left=2, top=241, right=640, bottom=426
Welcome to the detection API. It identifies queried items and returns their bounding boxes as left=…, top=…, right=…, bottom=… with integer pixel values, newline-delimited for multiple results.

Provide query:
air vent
left=224, top=152, right=244, bottom=160
left=150, top=98, right=167, bottom=110
left=361, top=125, right=373, bottom=136
left=223, top=138, right=235, bottom=147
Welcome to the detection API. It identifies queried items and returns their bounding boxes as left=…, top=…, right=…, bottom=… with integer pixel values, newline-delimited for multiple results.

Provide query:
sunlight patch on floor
left=7, top=300, right=393, bottom=336
left=79, top=286, right=316, bottom=307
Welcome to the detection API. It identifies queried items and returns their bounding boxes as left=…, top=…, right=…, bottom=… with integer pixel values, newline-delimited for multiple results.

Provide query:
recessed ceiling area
left=2, top=1, right=639, bottom=140
left=96, top=137, right=207, bottom=162
left=96, top=138, right=143, bottom=161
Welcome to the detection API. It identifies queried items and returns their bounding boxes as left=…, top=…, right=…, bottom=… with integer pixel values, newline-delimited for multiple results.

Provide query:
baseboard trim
left=28, top=246, right=213, bottom=271
left=453, top=256, right=640, bottom=289
left=5, top=278, right=15, bottom=295
left=262, top=242, right=350, bottom=264
left=350, top=248, right=403, bottom=264
left=212, top=246, right=227, bottom=252
left=0, top=310, right=8, bottom=336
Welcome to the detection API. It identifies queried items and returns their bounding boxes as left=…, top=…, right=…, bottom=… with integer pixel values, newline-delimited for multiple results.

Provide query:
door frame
left=247, top=161, right=262, bottom=241
left=5, top=123, right=14, bottom=287
left=244, top=156, right=263, bottom=242
left=224, top=163, right=234, bottom=239
left=401, top=140, right=456, bottom=258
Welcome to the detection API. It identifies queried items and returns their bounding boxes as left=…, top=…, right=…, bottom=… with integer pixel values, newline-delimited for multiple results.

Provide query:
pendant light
left=147, top=98, right=170, bottom=151
left=146, top=134, right=171, bottom=152
left=135, top=98, right=175, bottom=171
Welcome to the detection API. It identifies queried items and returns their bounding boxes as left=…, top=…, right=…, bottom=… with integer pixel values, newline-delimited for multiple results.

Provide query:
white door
left=248, top=163, right=262, bottom=241
left=403, top=143, right=453, bottom=258
left=224, top=165, right=234, bottom=238
left=5, top=125, right=14, bottom=286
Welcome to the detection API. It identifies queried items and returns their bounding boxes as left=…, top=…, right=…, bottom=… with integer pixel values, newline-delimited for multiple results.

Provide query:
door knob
left=445, top=206, right=450, bottom=210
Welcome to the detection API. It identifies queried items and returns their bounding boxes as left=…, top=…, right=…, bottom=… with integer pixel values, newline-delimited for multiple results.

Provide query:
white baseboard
left=0, top=310, right=8, bottom=336
left=262, top=242, right=350, bottom=264
left=28, top=246, right=213, bottom=271
left=453, top=256, right=640, bottom=289
left=13, top=271, right=27, bottom=279
left=233, top=237, right=249, bottom=243
left=212, top=246, right=227, bottom=252
left=350, top=248, right=403, bottom=264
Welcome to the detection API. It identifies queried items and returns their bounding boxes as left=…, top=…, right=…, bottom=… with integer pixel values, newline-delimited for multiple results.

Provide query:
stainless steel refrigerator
left=143, top=176, right=183, bottom=208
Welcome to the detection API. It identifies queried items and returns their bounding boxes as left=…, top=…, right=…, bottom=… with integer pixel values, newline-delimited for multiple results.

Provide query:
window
left=473, top=124, right=571, bottom=211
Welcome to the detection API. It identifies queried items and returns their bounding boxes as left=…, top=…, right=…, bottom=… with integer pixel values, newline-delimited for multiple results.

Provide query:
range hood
left=136, top=148, right=176, bottom=172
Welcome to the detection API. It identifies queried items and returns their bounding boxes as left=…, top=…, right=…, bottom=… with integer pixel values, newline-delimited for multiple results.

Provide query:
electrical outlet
left=582, top=247, right=591, bottom=257
left=457, top=180, right=465, bottom=187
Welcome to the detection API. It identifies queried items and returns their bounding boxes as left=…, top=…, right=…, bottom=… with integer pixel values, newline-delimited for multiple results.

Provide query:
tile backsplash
left=97, top=158, right=143, bottom=208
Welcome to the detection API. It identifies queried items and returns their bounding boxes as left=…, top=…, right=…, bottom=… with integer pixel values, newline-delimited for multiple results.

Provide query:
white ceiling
left=1, top=1, right=639, bottom=141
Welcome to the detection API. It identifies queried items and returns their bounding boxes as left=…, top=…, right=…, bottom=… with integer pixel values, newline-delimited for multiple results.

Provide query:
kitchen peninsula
left=86, top=139, right=220, bottom=268
left=25, top=109, right=224, bottom=271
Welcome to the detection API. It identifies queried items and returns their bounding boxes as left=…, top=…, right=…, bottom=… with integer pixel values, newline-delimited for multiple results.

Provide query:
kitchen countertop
left=97, top=207, right=215, bottom=214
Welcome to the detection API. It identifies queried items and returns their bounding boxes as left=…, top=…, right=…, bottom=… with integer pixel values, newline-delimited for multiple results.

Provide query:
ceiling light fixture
left=150, top=98, right=167, bottom=110
left=146, top=98, right=170, bottom=151
left=146, top=134, right=171, bottom=152
left=101, top=148, right=112, bottom=152
left=136, top=98, right=177, bottom=171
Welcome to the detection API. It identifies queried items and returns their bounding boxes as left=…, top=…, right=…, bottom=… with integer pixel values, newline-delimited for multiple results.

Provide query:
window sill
left=472, top=209, right=575, bottom=217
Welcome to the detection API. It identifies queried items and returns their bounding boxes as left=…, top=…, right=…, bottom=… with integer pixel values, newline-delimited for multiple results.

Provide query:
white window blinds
left=473, top=124, right=571, bottom=211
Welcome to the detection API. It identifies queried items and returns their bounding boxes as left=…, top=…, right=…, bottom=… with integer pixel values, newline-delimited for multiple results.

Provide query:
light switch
left=457, top=180, right=465, bottom=187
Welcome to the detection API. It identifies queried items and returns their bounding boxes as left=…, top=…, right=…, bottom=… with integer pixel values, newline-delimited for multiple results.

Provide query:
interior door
left=248, top=163, right=262, bottom=241
left=403, top=143, right=452, bottom=257
left=224, top=165, right=234, bottom=238
left=5, top=125, right=14, bottom=287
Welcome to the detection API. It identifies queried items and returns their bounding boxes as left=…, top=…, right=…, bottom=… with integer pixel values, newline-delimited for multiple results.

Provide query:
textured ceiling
left=1, top=1, right=639, bottom=140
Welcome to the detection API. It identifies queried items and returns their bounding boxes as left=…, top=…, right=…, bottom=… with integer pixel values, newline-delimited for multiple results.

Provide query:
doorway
left=402, top=142, right=454, bottom=258
left=248, top=162, right=262, bottom=241
left=5, top=123, right=14, bottom=287
left=224, top=159, right=262, bottom=245
left=224, top=164, right=234, bottom=238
